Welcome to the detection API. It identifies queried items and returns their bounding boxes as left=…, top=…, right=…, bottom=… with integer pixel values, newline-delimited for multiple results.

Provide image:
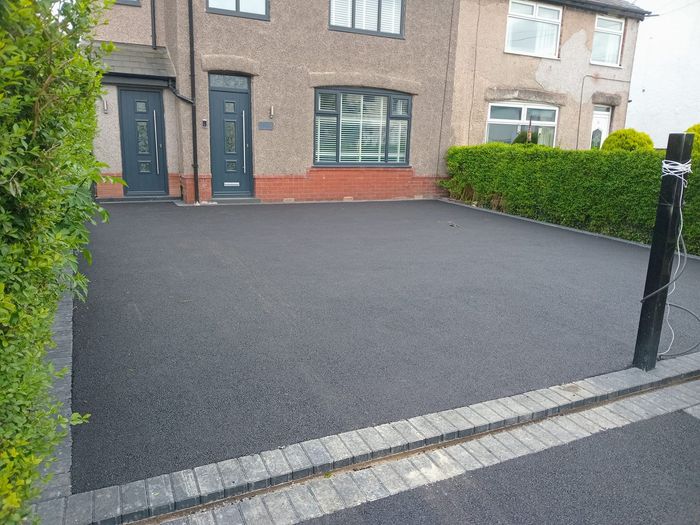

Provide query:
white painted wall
left=626, top=0, right=700, bottom=148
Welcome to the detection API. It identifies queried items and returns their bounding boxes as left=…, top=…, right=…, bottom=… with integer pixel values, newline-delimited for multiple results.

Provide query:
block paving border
left=34, top=352, right=700, bottom=525
left=37, top=294, right=74, bottom=503
left=169, top=378, right=700, bottom=525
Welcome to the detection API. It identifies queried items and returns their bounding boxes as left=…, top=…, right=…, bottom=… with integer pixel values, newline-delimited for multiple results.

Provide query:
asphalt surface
left=314, top=411, right=700, bottom=525
left=72, top=201, right=700, bottom=491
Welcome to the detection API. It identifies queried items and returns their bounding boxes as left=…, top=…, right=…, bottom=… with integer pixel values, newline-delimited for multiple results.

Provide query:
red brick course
left=96, top=174, right=125, bottom=198
left=180, top=173, right=213, bottom=204
left=97, top=168, right=446, bottom=203
left=96, top=173, right=182, bottom=199
left=254, top=167, right=447, bottom=202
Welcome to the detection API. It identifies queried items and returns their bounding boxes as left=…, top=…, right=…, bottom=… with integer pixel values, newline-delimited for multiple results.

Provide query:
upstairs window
left=505, top=1, right=561, bottom=59
left=591, top=16, right=624, bottom=66
left=486, top=102, right=558, bottom=147
left=207, top=0, right=269, bottom=20
left=330, top=0, right=404, bottom=37
left=315, top=88, right=411, bottom=165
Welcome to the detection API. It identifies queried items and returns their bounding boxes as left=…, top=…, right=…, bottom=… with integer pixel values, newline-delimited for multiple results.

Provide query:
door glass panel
left=136, top=120, right=149, bottom=154
left=139, top=161, right=151, bottom=173
left=224, top=120, right=237, bottom=154
left=225, top=160, right=238, bottom=172
left=135, top=101, right=147, bottom=113
left=224, top=101, right=236, bottom=113
left=210, top=74, right=248, bottom=91
left=591, top=129, right=603, bottom=149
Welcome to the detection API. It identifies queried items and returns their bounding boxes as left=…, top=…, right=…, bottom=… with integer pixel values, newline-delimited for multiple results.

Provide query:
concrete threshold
left=35, top=353, right=700, bottom=525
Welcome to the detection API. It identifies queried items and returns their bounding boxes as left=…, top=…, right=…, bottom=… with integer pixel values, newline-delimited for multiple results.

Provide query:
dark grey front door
left=119, top=89, right=167, bottom=195
left=209, top=75, right=253, bottom=197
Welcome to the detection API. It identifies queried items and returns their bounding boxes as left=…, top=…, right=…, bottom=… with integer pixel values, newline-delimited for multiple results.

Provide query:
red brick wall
left=254, top=167, right=447, bottom=202
left=96, top=173, right=125, bottom=198
left=180, top=173, right=213, bottom=204
left=96, top=173, right=183, bottom=199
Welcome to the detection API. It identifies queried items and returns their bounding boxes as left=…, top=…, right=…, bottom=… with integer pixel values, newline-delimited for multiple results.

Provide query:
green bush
left=687, top=123, right=700, bottom=158
left=512, top=130, right=539, bottom=144
left=601, top=128, right=654, bottom=151
left=442, top=143, right=699, bottom=255
left=0, top=1, right=109, bottom=522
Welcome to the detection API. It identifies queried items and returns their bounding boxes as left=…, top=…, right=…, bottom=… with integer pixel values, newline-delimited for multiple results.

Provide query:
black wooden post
left=633, top=133, right=694, bottom=371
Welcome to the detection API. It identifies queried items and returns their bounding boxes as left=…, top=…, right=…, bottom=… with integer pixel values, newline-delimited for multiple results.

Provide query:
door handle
left=242, top=110, right=247, bottom=174
left=153, top=109, right=160, bottom=175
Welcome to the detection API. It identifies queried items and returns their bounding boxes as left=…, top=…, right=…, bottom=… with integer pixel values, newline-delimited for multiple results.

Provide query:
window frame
left=504, top=0, right=562, bottom=60
left=115, top=0, right=141, bottom=5
left=206, top=0, right=270, bottom=21
left=313, top=87, right=412, bottom=167
left=485, top=101, right=559, bottom=146
left=590, top=15, right=625, bottom=67
left=328, top=0, right=406, bottom=39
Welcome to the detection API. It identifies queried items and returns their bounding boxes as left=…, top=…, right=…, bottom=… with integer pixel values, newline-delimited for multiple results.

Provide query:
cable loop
left=661, top=159, right=692, bottom=187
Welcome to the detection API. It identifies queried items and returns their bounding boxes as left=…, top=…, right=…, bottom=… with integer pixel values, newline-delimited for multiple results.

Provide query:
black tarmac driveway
left=72, top=200, right=700, bottom=491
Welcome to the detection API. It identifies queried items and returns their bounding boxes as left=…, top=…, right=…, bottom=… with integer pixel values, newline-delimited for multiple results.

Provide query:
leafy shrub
left=512, top=131, right=539, bottom=144
left=601, top=128, right=654, bottom=151
left=686, top=123, right=700, bottom=158
left=442, top=143, right=699, bottom=254
left=0, top=1, right=109, bottom=522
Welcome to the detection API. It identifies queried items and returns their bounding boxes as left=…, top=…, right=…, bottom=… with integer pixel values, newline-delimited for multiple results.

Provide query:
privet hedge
left=0, top=1, right=109, bottom=522
left=442, top=143, right=699, bottom=255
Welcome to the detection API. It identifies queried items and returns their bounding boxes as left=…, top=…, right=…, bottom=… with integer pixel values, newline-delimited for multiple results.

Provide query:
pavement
left=72, top=200, right=700, bottom=491
left=312, top=411, right=700, bottom=525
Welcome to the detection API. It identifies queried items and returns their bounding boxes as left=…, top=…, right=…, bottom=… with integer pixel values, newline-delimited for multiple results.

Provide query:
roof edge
left=547, top=0, right=650, bottom=20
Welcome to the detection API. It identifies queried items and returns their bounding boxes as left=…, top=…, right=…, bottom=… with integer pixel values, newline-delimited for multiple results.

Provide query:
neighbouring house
left=626, top=0, right=700, bottom=148
left=94, top=0, right=649, bottom=203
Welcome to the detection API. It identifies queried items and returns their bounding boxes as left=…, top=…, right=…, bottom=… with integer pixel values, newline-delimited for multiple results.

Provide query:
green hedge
left=442, top=143, right=699, bottom=255
left=1, top=1, right=109, bottom=522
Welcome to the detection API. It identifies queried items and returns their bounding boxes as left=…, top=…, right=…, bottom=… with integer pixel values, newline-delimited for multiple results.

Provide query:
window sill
left=504, top=50, right=559, bottom=61
left=206, top=7, right=270, bottom=21
left=329, top=26, right=405, bottom=40
left=311, top=164, right=412, bottom=169
left=590, top=61, right=623, bottom=69
left=115, top=0, right=141, bottom=5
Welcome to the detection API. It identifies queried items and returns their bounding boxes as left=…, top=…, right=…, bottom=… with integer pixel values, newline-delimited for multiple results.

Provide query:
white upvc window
left=505, top=0, right=562, bottom=59
left=485, top=102, right=559, bottom=146
left=591, top=15, right=624, bottom=66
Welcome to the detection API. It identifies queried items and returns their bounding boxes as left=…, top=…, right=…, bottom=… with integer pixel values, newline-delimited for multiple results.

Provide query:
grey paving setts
left=189, top=380, right=700, bottom=525
left=37, top=296, right=74, bottom=503
left=38, top=358, right=700, bottom=525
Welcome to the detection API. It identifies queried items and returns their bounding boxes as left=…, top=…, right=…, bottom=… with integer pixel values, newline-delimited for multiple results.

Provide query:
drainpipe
left=150, top=0, right=157, bottom=49
left=187, top=0, right=200, bottom=203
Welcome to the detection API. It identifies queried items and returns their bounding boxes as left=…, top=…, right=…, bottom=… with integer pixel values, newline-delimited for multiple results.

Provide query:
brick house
left=94, top=0, right=648, bottom=203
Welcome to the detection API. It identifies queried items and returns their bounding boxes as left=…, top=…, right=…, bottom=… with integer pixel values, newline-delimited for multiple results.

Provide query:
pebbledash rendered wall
left=93, top=0, right=641, bottom=202
left=94, top=0, right=458, bottom=202
left=449, top=0, right=640, bottom=150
